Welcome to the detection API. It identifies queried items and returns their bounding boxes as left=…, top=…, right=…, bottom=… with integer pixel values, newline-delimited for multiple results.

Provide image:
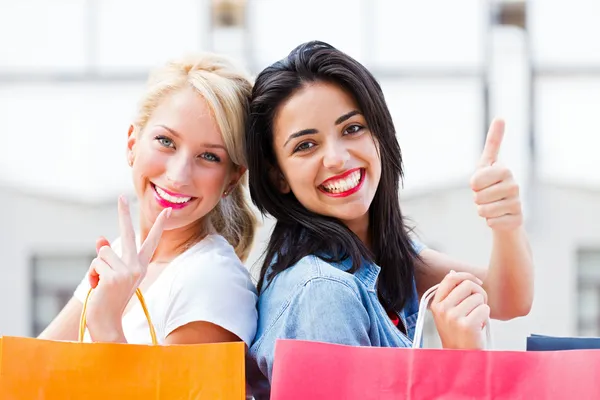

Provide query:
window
left=493, top=0, right=526, bottom=29
left=212, top=0, right=246, bottom=28
left=30, top=253, right=94, bottom=336
left=577, top=249, right=600, bottom=336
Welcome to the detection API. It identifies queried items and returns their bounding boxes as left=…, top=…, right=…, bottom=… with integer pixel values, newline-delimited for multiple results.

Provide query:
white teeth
left=155, top=186, right=191, bottom=204
left=322, top=170, right=362, bottom=193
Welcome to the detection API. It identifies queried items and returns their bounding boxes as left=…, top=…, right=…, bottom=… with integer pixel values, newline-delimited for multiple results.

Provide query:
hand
left=85, top=196, right=171, bottom=342
left=470, top=118, right=523, bottom=231
left=430, top=271, right=490, bottom=350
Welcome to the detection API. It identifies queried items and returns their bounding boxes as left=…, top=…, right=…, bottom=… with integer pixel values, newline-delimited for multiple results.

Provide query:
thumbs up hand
left=470, top=119, right=522, bottom=232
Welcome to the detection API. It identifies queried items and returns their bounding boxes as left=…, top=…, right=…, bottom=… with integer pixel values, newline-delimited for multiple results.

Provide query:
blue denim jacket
left=247, top=241, right=426, bottom=398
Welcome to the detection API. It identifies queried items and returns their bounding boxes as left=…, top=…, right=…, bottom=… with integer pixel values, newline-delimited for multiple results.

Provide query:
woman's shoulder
left=161, top=234, right=258, bottom=346
left=261, top=254, right=363, bottom=298
left=180, top=234, right=249, bottom=271
left=169, top=234, right=256, bottom=293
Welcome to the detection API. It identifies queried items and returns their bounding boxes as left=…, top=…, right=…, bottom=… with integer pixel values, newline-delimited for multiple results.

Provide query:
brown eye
left=344, top=124, right=363, bottom=135
left=294, top=141, right=315, bottom=153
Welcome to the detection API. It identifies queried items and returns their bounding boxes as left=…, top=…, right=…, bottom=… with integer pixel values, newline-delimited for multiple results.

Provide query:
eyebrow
left=335, top=110, right=360, bottom=125
left=284, top=128, right=318, bottom=147
left=157, top=125, right=226, bottom=150
left=157, top=125, right=181, bottom=138
left=283, top=110, right=362, bottom=147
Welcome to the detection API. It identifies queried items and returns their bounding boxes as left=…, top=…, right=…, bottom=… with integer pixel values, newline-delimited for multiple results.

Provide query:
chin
left=329, top=207, right=370, bottom=223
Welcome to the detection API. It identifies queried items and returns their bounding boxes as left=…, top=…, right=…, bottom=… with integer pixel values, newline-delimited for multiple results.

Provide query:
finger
left=87, top=257, right=114, bottom=289
left=478, top=118, right=505, bottom=168
left=473, top=180, right=519, bottom=205
left=97, top=245, right=127, bottom=272
left=96, top=236, right=111, bottom=254
left=470, top=164, right=511, bottom=192
left=477, top=197, right=521, bottom=219
left=451, top=293, right=486, bottom=318
left=486, top=214, right=523, bottom=231
left=464, top=303, right=491, bottom=329
left=88, top=260, right=100, bottom=289
left=439, top=280, right=487, bottom=309
left=138, top=207, right=171, bottom=265
left=432, top=272, right=483, bottom=305
left=93, top=259, right=115, bottom=284
left=118, top=195, right=137, bottom=261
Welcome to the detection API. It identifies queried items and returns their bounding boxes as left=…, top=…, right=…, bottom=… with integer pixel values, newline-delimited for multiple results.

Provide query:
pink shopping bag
left=270, top=284, right=600, bottom=399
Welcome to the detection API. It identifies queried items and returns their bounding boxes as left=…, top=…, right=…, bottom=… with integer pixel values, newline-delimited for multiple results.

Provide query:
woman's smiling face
left=271, top=81, right=381, bottom=229
left=129, top=88, right=241, bottom=232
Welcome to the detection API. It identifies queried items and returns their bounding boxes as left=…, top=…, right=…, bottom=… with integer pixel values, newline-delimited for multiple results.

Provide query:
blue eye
left=201, top=152, right=221, bottom=162
left=155, top=135, right=174, bottom=148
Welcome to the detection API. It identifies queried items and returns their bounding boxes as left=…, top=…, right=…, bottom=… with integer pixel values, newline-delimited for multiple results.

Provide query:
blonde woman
left=39, top=54, right=258, bottom=347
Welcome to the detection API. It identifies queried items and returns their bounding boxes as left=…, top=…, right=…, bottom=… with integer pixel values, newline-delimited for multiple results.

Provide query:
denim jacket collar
left=336, top=256, right=380, bottom=293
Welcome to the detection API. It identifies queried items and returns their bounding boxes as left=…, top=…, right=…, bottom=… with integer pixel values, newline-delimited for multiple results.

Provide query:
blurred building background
left=0, top=0, right=598, bottom=349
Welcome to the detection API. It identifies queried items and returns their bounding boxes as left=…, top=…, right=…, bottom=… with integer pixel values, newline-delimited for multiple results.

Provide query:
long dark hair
left=246, top=41, right=419, bottom=312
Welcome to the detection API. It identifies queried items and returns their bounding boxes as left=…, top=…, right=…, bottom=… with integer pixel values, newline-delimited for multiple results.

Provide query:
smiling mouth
left=151, top=183, right=195, bottom=208
left=318, top=168, right=364, bottom=196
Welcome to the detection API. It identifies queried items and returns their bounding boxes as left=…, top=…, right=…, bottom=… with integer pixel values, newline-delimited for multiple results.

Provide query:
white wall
left=529, top=0, right=600, bottom=67
left=0, top=83, right=142, bottom=203
left=535, top=78, right=600, bottom=187
left=529, top=0, right=600, bottom=188
left=0, top=188, right=120, bottom=336
left=0, top=0, right=210, bottom=73
left=527, top=185, right=600, bottom=337
left=383, top=78, right=484, bottom=193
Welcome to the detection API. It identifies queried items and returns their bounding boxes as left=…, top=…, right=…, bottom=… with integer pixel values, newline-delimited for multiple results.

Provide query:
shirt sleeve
left=252, top=277, right=371, bottom=383
left=163, top=253, right=258, bottom=347
left=411, top=237, right=427, bottom=254
left=73, top=274, right=91, bottom=303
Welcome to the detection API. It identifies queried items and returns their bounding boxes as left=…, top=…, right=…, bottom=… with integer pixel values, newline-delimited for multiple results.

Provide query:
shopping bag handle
left=79, top=287, right=158, bottom=345
left=412, top=283, right=492, bottom=349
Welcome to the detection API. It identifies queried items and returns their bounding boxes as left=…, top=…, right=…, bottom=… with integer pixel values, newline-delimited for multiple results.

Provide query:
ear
left=126, top=124, right=136, bottom=167
left=269, top=166, right=290, bottom=194
left=222, top=165, right=246, bottom=197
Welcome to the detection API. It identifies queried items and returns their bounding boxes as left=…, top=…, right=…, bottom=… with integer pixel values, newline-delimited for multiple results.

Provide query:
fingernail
left=166, top=208, right=172, bottom=218
left=477, top=278, right=484, bottom=285
left=449, top=270, right=455, bottom=275
left=119, top=195, right=128, bottom=206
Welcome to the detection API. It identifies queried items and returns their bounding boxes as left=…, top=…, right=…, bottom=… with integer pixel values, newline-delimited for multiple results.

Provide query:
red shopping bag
left=270, top=284, right=600, bottom=399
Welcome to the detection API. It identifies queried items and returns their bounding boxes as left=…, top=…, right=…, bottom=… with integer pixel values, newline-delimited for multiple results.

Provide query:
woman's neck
left=140, top=216, right=209, bottom=263
left=342, top=212, right=371, bottom=249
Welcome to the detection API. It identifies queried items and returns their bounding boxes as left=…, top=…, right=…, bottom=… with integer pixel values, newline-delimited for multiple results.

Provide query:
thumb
left=90, top=237, right=111, bottom=289
left=478, top=118, right=505, bottom=168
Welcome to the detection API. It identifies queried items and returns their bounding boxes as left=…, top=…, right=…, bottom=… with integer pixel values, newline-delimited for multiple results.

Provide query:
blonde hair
left=133, top=53, right=257, bottom=262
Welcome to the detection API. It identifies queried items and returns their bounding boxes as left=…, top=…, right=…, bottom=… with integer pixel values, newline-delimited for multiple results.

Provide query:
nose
left=322, top=139, right=350, bottom=171
left=166, top=152, right=193, bottom=189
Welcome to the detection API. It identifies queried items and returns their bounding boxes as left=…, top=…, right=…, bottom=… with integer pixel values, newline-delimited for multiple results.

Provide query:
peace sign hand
left=85, top=196, right=171, bottom=342
left=470, top=119, right=523, bottom=231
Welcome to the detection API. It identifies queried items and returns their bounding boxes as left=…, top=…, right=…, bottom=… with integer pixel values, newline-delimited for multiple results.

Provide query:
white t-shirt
left=74, top=234, right=258, bottom=347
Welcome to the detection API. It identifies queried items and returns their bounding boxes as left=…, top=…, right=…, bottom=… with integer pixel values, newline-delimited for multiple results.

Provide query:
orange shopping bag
left=0, top=288, right=245, bottom=399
